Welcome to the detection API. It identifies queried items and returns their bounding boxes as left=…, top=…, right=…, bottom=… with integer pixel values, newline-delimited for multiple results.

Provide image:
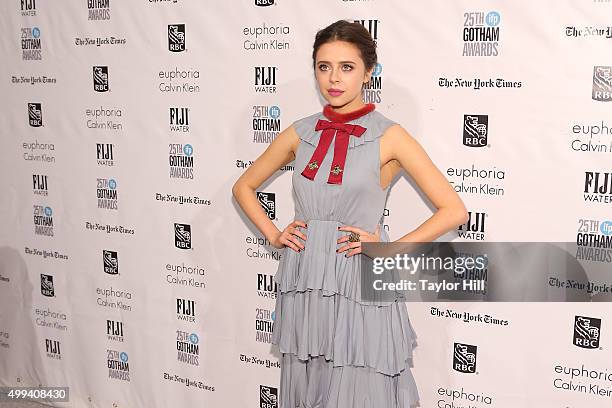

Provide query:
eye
left=318, top=64, right=328, bottom=71
left=342, top=64, right=353, bottom=71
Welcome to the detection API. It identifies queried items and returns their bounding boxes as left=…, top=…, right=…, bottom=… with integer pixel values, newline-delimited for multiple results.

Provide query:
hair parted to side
left=312, top=19, right=377, bottom=72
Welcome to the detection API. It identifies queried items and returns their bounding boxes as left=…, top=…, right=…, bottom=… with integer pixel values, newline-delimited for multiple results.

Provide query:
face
left=315, top=40, right=373, bottom=111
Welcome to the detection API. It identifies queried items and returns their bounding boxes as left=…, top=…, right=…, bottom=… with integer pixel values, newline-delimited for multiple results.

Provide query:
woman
left=233, top=19, right=468, bottom=408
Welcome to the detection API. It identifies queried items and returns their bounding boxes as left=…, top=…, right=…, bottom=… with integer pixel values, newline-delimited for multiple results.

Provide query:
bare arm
left=232, top=125, right=303, bottom=247
left=382, top=125, right=469, bottom=242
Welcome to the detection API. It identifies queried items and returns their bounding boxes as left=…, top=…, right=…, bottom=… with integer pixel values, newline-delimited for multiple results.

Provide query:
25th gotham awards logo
left=169, top=143, right=194, bottom=179
left=28, top=103, right=42, bottom=127
left=463, top=115, right=488, bottom=147
left=175, top=223, right=192, bottom=249
left=462, top=11, right=501, bottom=56
left=252, top=105, right=281, bottom=143
left=21, top=26, right=42, bottom=60
left=40, top=274, right=54, bottom=297
left=592, top=66, right=612, bottom=102
left=453, top=342, right=477, bottom=373
left=168, top=24, right=185, bottom=52
left=33, top=205, right=53, bottom=236
left=575, top=218, right=612, bottom=263
left=257, top=192, right=276, bottom=220
left=260, top=385, right=278, bottom=408
left=573, top=316, right=602, bottom=349
left=107, top=350, right=130, bottom=381
left=93, top=66, right=109, bottom=92
left=88, top=0, right=110, bottom=21
left=97, top=178, right=118, bottom=210
left=255, top=308, right=275, bottom=343
left=176, top=330, right=199, bottom=365
left=103, top=250, right=118, bottom=275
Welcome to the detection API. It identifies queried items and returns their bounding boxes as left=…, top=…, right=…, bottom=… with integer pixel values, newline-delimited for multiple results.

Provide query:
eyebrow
left=317, top=60, right=356, bottom=64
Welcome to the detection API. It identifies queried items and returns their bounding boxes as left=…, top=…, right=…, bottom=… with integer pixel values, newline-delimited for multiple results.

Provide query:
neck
left=323, top=102, right=376, bottom=123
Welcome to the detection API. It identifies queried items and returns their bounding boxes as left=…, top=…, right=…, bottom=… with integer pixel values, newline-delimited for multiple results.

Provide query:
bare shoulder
left=272, top=123, right=300, bottom=159
left=379, top=123, right=420, bottom=165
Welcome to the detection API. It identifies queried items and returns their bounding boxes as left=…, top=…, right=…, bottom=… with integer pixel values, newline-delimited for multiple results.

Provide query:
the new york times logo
left=93, top=66, right=109, bottom=92
left=573, top=316, right=601, bottom=349
left=453, top=342, right=477, bottom=373
left=592, top=66, right=612, bottom=102
left=463, top=115, right=488, bottom=147
left=257, top=192, right=275, bottom=220
left=41, top=273, right=54, bottom=297
left=168, top=24, right=185, bottom=52
left=175, top=223, right=191, bottom=249
left=103, top=250, right=118, bottom=275
left=28, top=103, right=42, bottom=127
left=260, top=385, right=278, bottom=408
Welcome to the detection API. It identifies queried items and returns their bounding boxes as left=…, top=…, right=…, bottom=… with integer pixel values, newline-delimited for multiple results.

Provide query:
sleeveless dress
left=271, top=105, right=420, bottom=408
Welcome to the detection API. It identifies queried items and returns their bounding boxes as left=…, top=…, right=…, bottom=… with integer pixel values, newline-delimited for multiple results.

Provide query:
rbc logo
left=573, top=316, right=601, bottom=349
left=453, top=342, right=477, bottom=373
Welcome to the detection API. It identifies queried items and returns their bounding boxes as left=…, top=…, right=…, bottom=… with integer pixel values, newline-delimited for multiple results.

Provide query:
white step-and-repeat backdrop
left=1, top=1, right=611, bottom=407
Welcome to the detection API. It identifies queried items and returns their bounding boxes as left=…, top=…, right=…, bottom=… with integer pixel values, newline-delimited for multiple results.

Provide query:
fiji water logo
left=21, top=0, right=37, bottom=16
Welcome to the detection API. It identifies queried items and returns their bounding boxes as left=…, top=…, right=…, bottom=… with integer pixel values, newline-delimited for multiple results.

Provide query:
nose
left=330, top=67, right=340, bottom=83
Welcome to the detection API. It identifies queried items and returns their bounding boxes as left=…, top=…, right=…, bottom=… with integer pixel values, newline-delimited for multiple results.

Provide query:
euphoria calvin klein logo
left=33, top=174, right=48, bottom=196
left=453, top=342, right=477, bottom=373
left=252, top=105, right=281, bottom=143
left=88, top=0, right=110, bottom=21
left=174, top=223, right=192, bottom=249
left=97, top=178, right=118, bottom=210
left=254, top=67, right=277, bottom=93
left=169, top=143, right=194, bottom=179
left=93, top=66, right=109, bottom=92
left=107, top=350, right=130, bottom=381
left=176, top=330, right=199, bottom=365
left=28, top=103, right=42, bottom=127
left=21, top=0, right=37, bottom=16
left=583, top=171, right=612, bottom=203
left=176, top=298, right=195, bottom=322
left=592, top=66, right=612, bottom=102
left=463, top=115, right=488, bottom=147
left=256, top=192, right=275, bottom=220
left=573, top=316, right=601, bottom=349
left=41, top=274, right=54, bottom=297
left=169, top=107, right=189, bottom=132
left=353, top=19, right=379, bottom=43
left=107, top=319, right=124, bottom=342
left=260, top=385, right=278, bottom=408
left=21, top=27, right=42, bottom=60
left=45, top=339, right=61, bottom=359
left=463, top=11, right=501, bottom=56
left=457, top=211, right=487, bottom=240
left=168, top=24, right=185, bottom=52
left=103, top=250, right=118, bottom=275
left=33, top=205, right=53, bottom=236
left=96, top=143, right=114, bottom=166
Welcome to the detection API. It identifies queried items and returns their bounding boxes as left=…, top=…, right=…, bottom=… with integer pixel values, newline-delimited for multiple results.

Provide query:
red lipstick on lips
left=328, top=88, right=344, bottom=97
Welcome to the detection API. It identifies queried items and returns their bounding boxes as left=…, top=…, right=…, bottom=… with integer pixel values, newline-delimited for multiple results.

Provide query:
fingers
left=336, top=241, right=360, bottom=256
left=281, top=233, right=304, bottom=252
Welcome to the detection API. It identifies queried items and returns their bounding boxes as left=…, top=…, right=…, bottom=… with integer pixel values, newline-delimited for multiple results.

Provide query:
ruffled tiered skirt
left=271, top=219, right=420, bottom=407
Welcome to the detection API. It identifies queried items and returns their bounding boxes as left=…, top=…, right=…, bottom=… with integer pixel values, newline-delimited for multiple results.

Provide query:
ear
left=364, top=66, right=374, bottom=84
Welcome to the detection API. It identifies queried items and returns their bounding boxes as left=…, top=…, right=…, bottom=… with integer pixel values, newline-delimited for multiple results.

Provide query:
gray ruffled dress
left=271, top=104, right=420, bottom=407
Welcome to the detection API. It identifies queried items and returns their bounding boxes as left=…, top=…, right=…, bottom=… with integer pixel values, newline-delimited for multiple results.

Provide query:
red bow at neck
left=301, top=103, right=375, bottom=184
